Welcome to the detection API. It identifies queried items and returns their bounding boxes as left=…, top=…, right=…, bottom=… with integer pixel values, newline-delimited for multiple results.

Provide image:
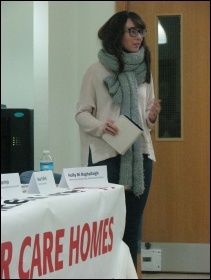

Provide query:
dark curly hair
left=98, top=11, right=151, bottom=83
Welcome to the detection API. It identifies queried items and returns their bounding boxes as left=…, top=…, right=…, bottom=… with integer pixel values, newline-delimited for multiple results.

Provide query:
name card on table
left=1, top=173, right=27, bottom=198
left=26, top=170, right=59, bottom=195
left=58, top=165, right=109, bottom=189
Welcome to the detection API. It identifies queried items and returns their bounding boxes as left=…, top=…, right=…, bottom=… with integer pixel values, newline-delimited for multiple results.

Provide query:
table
left=1, top=185, right=137, bottom=279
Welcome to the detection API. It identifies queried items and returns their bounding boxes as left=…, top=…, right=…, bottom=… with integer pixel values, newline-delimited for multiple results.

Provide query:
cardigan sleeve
left=75, top=65, right=104, bottom=138
left=145, top=74, right=158, bottom=129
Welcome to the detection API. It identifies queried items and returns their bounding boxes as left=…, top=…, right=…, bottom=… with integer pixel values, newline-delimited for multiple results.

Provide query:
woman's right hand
left=103, top=119, right=119, bottom=135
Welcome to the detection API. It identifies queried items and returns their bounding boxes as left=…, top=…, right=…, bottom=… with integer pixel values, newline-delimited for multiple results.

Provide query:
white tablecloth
left=1, top=185, right=137, bottom=279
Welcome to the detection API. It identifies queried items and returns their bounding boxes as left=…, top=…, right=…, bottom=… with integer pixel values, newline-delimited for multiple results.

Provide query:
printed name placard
left=26, top=170, right=59, bottom=194
left=1, top=173, right=27, bottom=198
left=58, top=165, right=109, bottom=189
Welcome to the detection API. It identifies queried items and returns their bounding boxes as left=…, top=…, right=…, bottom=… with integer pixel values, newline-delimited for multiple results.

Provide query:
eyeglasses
left=125, top=28, right=147, bottom=38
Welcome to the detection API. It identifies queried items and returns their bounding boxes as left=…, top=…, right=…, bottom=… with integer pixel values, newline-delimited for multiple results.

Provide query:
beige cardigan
left=75, top=62, right=156, bottom=166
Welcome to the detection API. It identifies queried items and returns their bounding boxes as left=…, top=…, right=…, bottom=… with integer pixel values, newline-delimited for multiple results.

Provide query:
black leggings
left=88, top=149, right=121, bottom=183
left=88, top=150, right=153, bottom=269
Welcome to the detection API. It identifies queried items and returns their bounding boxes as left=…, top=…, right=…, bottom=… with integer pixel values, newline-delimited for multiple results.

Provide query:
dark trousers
left=123, top=155, right=152, bottom=268
left=88, top=150, right=153, bottom=269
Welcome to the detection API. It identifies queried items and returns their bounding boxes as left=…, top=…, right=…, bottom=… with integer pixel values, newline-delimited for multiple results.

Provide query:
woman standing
left=75, top=11, right=161, bottom=277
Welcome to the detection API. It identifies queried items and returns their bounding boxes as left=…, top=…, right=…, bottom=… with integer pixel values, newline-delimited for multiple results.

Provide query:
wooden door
left=116, top=0, right=210, bottom=266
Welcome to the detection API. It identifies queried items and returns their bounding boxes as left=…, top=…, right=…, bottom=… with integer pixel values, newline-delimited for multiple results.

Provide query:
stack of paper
left=102, top=115, right=143, bottom=155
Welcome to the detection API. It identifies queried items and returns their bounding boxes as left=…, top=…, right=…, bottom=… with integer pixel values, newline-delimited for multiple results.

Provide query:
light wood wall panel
left=116, top=1, right=210, bottom=244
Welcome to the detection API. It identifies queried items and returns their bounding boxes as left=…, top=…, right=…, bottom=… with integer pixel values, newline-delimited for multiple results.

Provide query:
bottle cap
left=43, top=150, right=50, bottom=154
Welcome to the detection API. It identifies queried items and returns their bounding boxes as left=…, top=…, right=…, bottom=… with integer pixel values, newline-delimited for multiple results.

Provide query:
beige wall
left=1, top=1, right=115, bottom=172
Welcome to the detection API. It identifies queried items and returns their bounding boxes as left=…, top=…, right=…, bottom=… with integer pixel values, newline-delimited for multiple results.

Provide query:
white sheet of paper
left=1, top=173, right=27, bottom=198
left=26, top=170, right=59, bottom=194
left=58, top=165, right=109, bottom=189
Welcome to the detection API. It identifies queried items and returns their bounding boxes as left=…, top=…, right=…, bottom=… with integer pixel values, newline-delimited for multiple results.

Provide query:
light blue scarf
left=98, top=47, right=147, bottom=196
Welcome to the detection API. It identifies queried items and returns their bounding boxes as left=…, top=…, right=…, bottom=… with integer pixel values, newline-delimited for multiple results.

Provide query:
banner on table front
left=1, top=185, right=137, bottom=279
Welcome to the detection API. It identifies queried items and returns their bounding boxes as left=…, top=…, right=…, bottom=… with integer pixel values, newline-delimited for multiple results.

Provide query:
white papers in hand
left=102, top=115, right=143, bottom=155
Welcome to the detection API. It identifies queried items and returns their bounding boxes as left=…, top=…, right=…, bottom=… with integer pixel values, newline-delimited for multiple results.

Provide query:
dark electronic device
left=1, top=108, right=34, bottom=174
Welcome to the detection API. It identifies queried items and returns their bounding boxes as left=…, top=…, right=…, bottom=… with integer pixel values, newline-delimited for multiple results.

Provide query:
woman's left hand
left=149, top=99, right=161, bottom=123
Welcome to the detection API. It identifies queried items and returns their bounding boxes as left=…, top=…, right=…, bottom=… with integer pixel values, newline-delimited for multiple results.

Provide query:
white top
left=75, top=62, right=157, bottom=166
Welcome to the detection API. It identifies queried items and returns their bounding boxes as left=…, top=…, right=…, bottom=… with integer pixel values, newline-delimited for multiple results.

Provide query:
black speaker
left=1, top=109, right=34, bottom=174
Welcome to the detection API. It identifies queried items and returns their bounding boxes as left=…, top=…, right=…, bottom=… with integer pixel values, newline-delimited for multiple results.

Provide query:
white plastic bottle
left=40, top=150, right=54, bottom=171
